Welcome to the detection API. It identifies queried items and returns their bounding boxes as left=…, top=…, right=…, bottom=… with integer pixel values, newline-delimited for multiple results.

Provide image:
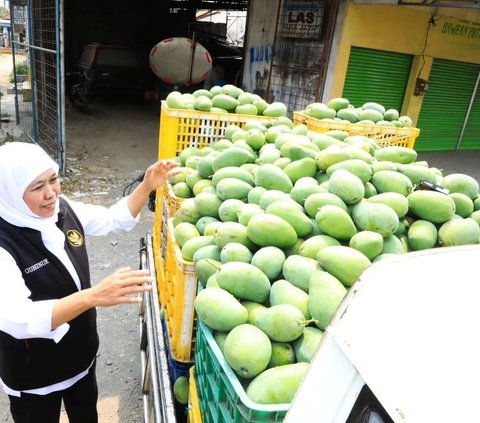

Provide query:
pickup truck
left=140, top=236, right=480, bottom=422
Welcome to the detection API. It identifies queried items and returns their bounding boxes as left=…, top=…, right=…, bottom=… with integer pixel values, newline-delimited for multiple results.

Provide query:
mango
left=308, top=271, right=347, bottom=329
left=218, top=199, right=245, bottom=222
left=442, top=173, right=480, bottom=199
left=173, top=376, right=189, bottom=404
left=173, top=198, right=200, bottom=225
left=213, top=331, right=228, bottom=354
left=352, top=200, right=399, bottom=237
left=247, top=186, right=267, bottom=205
left=217, top=262, right=271, bottom=303
left=224, top=324, right=272, bottom=379
left=270, top=279, right=311, bottom=319
left=251, top=246, right=286, bottom=281
left=315, top=204, right=357, bottom=240
left=290, top=183, right=326, bottom=207
left=298, top=234, right=341, bottom=259
left=407, top=190, right=456, bottom=224
left=194, top=287, right=248, bottom=331
left=213, top=221, right=252, bottom=249
left=438, top=218, right=480, bottom=246
left=212, top=147, right=254, bottom=172
left=328, top=169, right=365, bottom=205
left=316, top=246, right=371, bottom=287
left=238, top=203, right=265, bottom=226
left=266, top=201, right=313, bottom=238
left=382, top=235, right=407, bottom=254
left=259, top=189, right=294, bottom=210
left=407, top=220, right=438, bottom=251
left=247, top=213, right=298, bottom=248
left=373, top=146, right=418, bottom=164
left=215, top=177, right=252, bottom=201
left=371, top=170, right=413, bottom=196
left=181, top=236, right=215, bottom=261
left=257, top=304, right=307, bottom=342
left=326, top=159, right=373, bottom=184
left=211, top=166, right=255, bottom=187
left=396, top=163, right=439, bottom=185
left=304, top=192, right=348, bottom=218
left=449, top=192, right=474, bottom=218
left=255, top=163, right=293, bottom=193
left=195, top=216, right=219, bottom=235
left=220, top=242, right=252, bottom=263
left=173, top=222, right=200, bottom=248
left=194, top=192, right=223, bottom=218
left=268, top=342, right=296, bottom=368
left=349, top=230, right=384, bottom=260
left=242, top=301, right=268, bottom=326
left=293, top=327, right=324, bottom=363
left=282, top=255, right=322, bottom=292
left=367, top=192, right=409, bottom=218
left=246, top=363, right=309, bottom=404
left=283, top=157, right=317, bottom=184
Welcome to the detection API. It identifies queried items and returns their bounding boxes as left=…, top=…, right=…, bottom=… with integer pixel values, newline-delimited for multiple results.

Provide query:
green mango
left=246, top=363, right=310, bottom=404
left=224, top=324, right=272, bottom=379
left=194, top=287, right=248, bottom=331
left=257, top=304, right=307, bottom=342
left=270, top=279, right=311, bottom=319
left=308, top=270, right=347, bottom=329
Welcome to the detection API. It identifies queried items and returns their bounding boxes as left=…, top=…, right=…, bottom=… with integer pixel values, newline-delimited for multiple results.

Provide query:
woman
left=0, top=142, right=179, bottom=423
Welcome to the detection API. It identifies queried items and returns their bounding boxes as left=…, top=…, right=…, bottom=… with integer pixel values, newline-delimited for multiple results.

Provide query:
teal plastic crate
left=194, top=320, right=289, bottom=423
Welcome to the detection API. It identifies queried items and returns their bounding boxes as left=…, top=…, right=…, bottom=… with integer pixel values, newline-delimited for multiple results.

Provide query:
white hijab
left=0, top=142, right=82, bottom=289
left=0, top=142, right=60, bottom=230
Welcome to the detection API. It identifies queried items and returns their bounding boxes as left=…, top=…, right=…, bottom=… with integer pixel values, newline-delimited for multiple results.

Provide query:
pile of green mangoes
left=165, top=115, right=480, bottom=406
left=165, top=84, right=288, bottom=117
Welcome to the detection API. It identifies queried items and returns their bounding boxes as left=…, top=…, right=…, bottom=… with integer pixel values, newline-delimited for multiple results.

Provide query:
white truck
left=140, top=234, right=480, bottom=422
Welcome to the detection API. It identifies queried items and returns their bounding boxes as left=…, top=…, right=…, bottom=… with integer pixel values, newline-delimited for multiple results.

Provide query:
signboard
left=278, top=0, right=325, bottom=39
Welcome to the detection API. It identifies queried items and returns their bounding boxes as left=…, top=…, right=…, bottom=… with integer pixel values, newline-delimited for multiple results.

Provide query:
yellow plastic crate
left=188, top=366, right=203, bottom=423
left=163, top=218, right=198, bottom=362
left=166, top=181, right=185, bottom=217
left=159, top=102, right=272, bottom=159
left=293, top=111, right=420, bottom=149
left=153, top=184, right=169, bottom=306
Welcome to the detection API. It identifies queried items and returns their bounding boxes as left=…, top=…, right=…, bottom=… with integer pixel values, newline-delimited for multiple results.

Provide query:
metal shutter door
left=459, top=70, right=480, bottom=150
left=415, top=59, right=480, bottom=151
left=342, top=47, right=413, bottom=111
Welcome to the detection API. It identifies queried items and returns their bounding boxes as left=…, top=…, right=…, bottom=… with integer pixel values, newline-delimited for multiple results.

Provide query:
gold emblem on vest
left=66, top=230, right=83, bottom=247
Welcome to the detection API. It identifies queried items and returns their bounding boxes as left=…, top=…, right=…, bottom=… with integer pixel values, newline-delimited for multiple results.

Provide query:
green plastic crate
left=194, top=320, right=289, bottom=423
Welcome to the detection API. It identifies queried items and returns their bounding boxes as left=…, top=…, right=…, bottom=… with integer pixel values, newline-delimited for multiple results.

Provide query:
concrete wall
left=242, top=0, right=279, bottom=97
left=325, top=1, right=480, bottom=123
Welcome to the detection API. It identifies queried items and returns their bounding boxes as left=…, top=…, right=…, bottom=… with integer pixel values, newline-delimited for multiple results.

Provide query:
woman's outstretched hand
left=143, top=160, right=181, bottom=192
left=89, top=267, right=153, bottom=307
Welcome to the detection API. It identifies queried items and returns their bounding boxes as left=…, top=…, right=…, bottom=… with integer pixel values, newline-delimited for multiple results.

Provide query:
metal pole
left=57, top=0, right=65, bottom=174
left=456, top=68, right=480, bottom=150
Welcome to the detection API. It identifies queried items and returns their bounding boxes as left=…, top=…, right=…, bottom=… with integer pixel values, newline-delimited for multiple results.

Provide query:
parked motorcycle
left=65, top=70, right=92, bottom=113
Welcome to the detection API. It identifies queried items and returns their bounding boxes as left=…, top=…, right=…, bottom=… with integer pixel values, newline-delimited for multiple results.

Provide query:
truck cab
left=286, top=245, right=480, bottom=423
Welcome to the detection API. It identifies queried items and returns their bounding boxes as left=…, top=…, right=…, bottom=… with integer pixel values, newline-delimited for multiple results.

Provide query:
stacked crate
left=153, top=102, right=272, bottom=404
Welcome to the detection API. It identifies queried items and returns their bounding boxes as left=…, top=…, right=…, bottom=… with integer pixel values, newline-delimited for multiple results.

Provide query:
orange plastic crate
left=293, top=111, right=420, bottom=149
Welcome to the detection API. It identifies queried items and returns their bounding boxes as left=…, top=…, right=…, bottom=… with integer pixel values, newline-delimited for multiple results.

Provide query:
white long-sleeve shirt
left=0, top=195, right=139, bottom=396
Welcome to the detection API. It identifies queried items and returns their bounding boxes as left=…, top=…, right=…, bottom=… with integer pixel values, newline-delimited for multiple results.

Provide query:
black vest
left=0, top=197, right=99, bottom=391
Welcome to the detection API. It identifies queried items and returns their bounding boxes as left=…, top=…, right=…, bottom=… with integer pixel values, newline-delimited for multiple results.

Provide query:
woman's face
left=23, top=168, right=61, bottom=218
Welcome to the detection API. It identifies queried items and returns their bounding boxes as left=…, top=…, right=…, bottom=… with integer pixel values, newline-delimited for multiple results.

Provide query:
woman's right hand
left=88, top=267, right=153, bottom=307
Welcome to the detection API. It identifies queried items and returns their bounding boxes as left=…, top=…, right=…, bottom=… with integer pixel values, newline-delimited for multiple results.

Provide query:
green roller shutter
left=342, top=47, right=413, bottom=111
left=460, top=72, right=480, bottom=150
left=415, top=59, right=480, bottom=151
